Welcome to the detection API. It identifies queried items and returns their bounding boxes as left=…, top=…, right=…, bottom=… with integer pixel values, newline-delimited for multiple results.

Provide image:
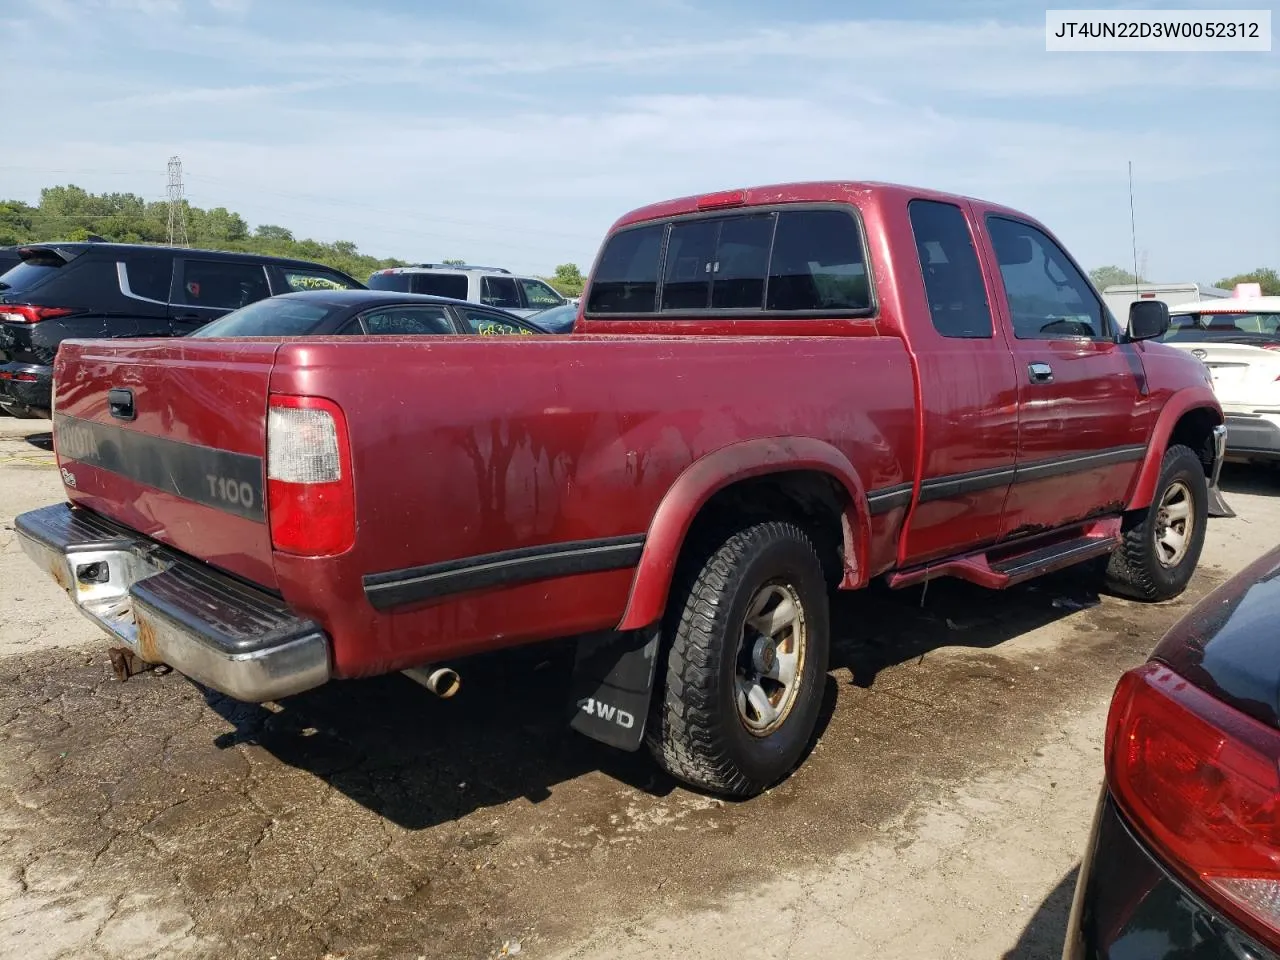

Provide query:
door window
left=456, top=308, right=536, bottom=336
left=986, top=217, right=1106, bottom=340
left=519, top=278, right=564, bottom=308
left=480, top=276, right=521, bottom=309
left=180, top=260, right=270, bottom=309
left=281, top=267, right=359, bottom=291
left=359, top=306, right=454, bottom=335
left=908, top=200, right=993, bottom=338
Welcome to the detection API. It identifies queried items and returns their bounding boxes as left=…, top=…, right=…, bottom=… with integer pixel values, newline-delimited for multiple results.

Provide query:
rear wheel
left=1105, top=444, right=1207, bottom=601
left=646, top=521, right=830, bottom=797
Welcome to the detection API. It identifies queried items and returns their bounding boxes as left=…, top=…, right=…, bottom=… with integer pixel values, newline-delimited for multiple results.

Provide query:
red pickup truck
left=16, top=181, right=1231, bottom=797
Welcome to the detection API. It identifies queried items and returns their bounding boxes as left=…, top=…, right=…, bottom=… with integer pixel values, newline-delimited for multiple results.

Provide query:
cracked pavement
left=2, top=416, right=1278, bottom=959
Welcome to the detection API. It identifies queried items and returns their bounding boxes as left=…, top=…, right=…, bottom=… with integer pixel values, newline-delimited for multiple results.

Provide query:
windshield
left=188, top=296, right=340, bottom=337
left=1162, top=312, right=1280, bottom=342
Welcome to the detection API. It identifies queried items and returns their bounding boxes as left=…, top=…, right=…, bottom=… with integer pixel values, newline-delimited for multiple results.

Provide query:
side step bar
left=886, top=517, right=1122, bottom=591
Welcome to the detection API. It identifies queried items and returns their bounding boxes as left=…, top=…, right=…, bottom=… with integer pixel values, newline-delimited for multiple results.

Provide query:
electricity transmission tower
left=166, top=156, right=189, bottom=247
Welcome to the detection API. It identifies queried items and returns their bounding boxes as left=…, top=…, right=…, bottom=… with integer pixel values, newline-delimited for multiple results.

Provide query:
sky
left=2, top=0, right=1276, bottom=283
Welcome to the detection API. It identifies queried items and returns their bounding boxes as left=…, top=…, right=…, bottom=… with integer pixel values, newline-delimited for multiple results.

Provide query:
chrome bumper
left=15, top=503, right=331, bottom=702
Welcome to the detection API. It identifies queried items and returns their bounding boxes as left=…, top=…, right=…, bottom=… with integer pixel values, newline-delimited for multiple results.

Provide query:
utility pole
left=166, top=156, right=188, bottom=247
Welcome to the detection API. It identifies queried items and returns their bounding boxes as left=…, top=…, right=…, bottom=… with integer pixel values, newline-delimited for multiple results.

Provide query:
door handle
left=108, top=387, right=135, bottom=421
left=1027, top=362, right=1054, bottom=384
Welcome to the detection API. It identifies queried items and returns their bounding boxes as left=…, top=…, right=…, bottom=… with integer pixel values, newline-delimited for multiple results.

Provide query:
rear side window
left=586, top=224, right=664, bottom=314
left=181, top=260, right=270, bottom=309
left=413, top=274, right=468, bottom=299
left=0, top=257, right=67, bottom=294
left=367, top=272, right=413, bottom=292
left=120, top=255, right=173, bottom=302
left=907, top=200, right=993, bottom=339
left=481, top=276, right=521, bottom=309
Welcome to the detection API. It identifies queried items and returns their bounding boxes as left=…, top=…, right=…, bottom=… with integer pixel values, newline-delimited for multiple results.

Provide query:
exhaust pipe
left=403, top=665, right=461, bottom=698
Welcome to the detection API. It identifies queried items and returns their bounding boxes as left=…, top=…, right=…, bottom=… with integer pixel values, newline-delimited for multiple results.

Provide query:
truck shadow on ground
left=1003, top=866, right=1080, bottom=959
left=200, top=564, right=1103, bottom=831
left=829, top=568, right=1103, bottom=689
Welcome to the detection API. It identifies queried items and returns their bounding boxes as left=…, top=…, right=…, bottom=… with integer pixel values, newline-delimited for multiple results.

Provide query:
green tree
left=1089, top=265, right=1144, bottom=289
left=546, top=262, right=585, bottom=296
left=1217, top=268, right=1280, bottom=296
left=254, top=224, right=294, bottom=244
left=442, top=258, right=466, bottom=265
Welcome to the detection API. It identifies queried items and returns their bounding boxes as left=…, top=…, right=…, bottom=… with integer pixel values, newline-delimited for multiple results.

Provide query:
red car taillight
left=266, top=395, right=355, bottom=556
left=1106, top=662, right=1280, bottom=950
left=0, top=305, right=77, bottom=324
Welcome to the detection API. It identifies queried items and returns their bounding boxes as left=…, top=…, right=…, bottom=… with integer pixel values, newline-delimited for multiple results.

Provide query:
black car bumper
left=0, top=362, right=52, bottom=417
left=1064, top=790, right=1278, bottom=960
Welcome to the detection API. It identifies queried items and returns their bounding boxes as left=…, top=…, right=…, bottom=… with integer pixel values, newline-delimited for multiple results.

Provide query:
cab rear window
left=586, top=207, right=872, bottom=317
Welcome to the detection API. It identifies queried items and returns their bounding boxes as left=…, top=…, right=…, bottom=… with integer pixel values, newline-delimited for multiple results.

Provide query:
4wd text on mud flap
left=206, top=475, right=255, bottom=510
left=578, top=698, right=635, bottom=729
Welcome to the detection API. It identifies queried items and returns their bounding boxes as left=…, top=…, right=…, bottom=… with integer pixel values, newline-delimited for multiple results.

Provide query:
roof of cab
left=609, top=180, right=994, bottom=231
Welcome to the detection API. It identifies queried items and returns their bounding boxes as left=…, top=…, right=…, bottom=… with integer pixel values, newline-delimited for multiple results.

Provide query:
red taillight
left=1262, top=344, right=1280, bottom=352
left=266, top=395, right=355, bottom=556
left=0, top=305, right=76, bottom=324
left=1107, top=663, right=1280, bottom=949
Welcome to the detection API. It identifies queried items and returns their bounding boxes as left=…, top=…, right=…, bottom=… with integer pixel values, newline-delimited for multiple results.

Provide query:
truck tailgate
left=52, top=338, right=280, bottom=588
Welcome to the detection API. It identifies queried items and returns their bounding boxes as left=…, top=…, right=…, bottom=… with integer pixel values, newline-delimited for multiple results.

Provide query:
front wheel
left=646, top=521, right=830, bottom=797
left=1105, top=444, right=1208, bottom=601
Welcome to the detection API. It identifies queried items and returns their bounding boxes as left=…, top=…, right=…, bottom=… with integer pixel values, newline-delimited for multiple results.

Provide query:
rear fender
left=1128, top=385, right=1223, bottom=511
left=615, top=437, right=872, bottom=632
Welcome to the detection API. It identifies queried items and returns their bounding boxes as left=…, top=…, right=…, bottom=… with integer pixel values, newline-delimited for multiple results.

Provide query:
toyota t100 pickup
left=16, top=182, right=1232, bottom=797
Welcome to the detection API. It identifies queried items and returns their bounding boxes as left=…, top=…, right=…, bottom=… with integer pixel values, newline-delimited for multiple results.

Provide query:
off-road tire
left=645, top=521, right=830, bottom=797
left=1105, top=444, right=1207, bottom=601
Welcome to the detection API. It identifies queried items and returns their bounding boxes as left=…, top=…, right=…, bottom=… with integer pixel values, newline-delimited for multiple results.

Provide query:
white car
left=1160, top=289, right=1280, bottom=464
left=365, top=263, right=568, bottom=319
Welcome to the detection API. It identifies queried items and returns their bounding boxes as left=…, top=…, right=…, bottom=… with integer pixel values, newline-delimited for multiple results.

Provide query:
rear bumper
left=1225, top=412, right=1280, bottom=460
left=0, top=362, right=52, bottom=416
left=1062, top=790, right=1277, bottom=960
left=14, top=502, right=331, bottom=702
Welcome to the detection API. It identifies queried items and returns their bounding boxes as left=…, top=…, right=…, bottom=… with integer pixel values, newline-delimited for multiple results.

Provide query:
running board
left=887, top=517, right=1122, bottom=591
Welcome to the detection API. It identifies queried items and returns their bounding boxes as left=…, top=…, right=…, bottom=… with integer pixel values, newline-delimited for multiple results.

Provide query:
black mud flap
left=1207, top=484, right=1236, bottom=519
left=568, top=627, right=660, bottom=751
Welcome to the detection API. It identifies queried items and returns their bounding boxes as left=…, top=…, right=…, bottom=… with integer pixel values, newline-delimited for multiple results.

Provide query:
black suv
left=0, top=243, right=364, bottom=418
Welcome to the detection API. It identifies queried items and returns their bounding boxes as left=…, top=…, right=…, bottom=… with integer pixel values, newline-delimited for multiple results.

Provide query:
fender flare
left=616, top=437, right=874, bottom=632
left=1128, top=385, right=1224, bottom=511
